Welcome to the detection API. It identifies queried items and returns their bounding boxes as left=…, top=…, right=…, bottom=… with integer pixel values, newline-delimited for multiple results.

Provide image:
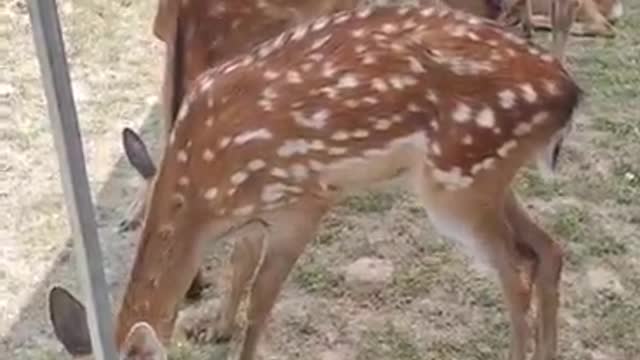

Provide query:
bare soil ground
left=1, top=0, right=638, bottom=359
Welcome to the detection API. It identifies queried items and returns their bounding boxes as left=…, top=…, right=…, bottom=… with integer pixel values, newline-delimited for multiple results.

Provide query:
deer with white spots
left=120, top=0, right=362, bottom=301
left=50, top=3, right=583, bottom=360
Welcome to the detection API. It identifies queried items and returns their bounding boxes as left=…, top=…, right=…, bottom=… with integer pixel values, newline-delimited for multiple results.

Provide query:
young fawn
left=51, top=3, right=583, bottom=360
left=120, top=0, right=361, bottom=301
left=121, top=0, right=620, bottom=234
left=120, top=0, right=604, bottom=306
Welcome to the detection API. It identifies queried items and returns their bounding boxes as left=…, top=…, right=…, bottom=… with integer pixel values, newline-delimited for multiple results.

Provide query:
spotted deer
left=120, top=0, right=364, bottom=302
left=50, top=3, right=583, bottom=360
left=120, top=0, right=618, bottom=234
left=118, top=0, right=594, bottom=306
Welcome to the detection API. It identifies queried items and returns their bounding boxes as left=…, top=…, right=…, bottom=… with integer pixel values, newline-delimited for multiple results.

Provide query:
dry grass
left=1, top=0, right=638, bottom=359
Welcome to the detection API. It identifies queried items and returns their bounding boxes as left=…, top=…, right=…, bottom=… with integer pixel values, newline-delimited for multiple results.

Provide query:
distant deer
left=50, top=3, right=582, bottom=360
left=119, top=0, right=617, bottom=304
left=499, top=0, right=623, bottom=61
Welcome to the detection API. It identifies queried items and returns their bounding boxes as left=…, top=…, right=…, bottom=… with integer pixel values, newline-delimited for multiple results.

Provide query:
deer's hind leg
left=416, top=180, right=533, bottom=360
left=504, top=190, right=563, bottom=360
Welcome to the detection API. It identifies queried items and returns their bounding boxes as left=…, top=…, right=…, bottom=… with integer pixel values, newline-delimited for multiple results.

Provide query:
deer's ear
left=123, top=127, right=157, bottom=180
left=48, top=286, right=93, bottom=356
left=121, top=322, right=167, bottom=360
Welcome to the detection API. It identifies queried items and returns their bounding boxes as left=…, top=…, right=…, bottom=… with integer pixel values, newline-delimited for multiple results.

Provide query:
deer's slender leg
left=418, top=184, right=532, bottom=360
left=238, top=200, right=328, bottom=360
left=187, top=227, right=266, bottom=343
left=505, top=191, right=563, bottom=360
left=551, top=0, right=580, bottom=62
left=521, top=0, right=535, bottom=38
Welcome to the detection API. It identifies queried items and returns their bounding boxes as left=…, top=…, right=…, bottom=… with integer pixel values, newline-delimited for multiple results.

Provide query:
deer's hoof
left=184, top=273, right=210, bottom=301
left=184, top=317, right=233, bottom=344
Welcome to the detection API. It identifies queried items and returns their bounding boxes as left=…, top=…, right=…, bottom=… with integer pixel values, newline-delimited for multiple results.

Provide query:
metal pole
left=26, top=1, right=117, bottom=359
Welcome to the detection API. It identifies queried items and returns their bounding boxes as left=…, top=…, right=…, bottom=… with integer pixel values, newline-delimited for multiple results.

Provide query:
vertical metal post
left=26, top=1, right=117, bottom=359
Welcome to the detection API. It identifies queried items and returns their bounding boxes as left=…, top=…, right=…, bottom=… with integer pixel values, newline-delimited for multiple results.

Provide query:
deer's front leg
left=551, top=0, right=580, bottom=63
left=186, top=228, right=266, bottom=343
left=238, top=200, right=328, bottom=360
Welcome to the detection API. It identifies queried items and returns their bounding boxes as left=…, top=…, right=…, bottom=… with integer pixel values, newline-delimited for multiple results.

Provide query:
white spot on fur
left=471, top=157, right=496, bottom=175
left=498, top=89, right=516, bottom=109
left=426, top=90, right=439, bottom=103
left=373, top=119, right=392, bottom=131
left=177, top=150, right=188, bottom=163
left=233, top=205, right=255, bottom=216
left=290, top=163, right=309, bottom=180
left=286, top=70, right=302, bottom=84
left=352, top=29, right=365, bottom=38
left=344, top=99, right=359, bottom=108
left=308, top=159, right=325, bottom=171
left=513, top=122, right=533, bottom=136
left=234, top=128, right=273, bottom=145
left=331, top=131, right=350, bottom=141
left=388, top=75, right=417, bottom=89
left=532, top=111, right=550, bottom=125
left=372, top=78, right=389, bottom=92
left=277, top=139, right=310, bottom=157
left=248, top=159, right=267, bottom=171
left=497, top=140, right=518, bottom=158
left=352, top=129, right=369, bottom=139
left=431, top=142, right=442, bottom=156
left=381, top=23, right=399, bottom=34
left=540, top=53, right=554, bottom=63
left=337, top=73, right=359, bottom=88
left=310, top=140, right=326, bottom=150
left=407, top=56, right=425, bottom=73
left=264, top=70, right=279, bottom=80
left=420, top=8, right=435, bottom=17
left=356, top=8, right=372, bottom=18
left=202, top=148, right=214, bottom=162
left=311, top=17, right=330, bottom=31
left=204, top=187, right=218, bottom=200
left=311, top=34, right=331, bottom=50
left=475, top=107, right=496, bottom=128
left=291, top=25, right=309, bottom=41
left=178, top=176, right=190, bottom=186
left=328, top=147, right=348, bottom=155
left=218, top=137, right=232, bottom=149
left=543, top=80, right=560, bottom=95
left=230, top=171, right=249, bottom=185
left=452, top=102, right=472, bottom=123
left=334, top=13, right=351, bottom=24
left=519, top=83, right=538, bottom=103
left=462, top=135, right=473, bottom=145
left=271, top=168, right=289, bottom=179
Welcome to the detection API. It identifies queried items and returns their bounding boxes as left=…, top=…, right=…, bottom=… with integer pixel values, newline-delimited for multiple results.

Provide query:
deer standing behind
left=49, top=3, right=582, bottom=360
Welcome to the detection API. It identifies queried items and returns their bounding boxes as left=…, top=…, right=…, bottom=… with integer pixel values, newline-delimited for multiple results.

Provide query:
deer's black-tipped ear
left=122, top=127, right=157, bottom=180
left=122, top=322, right=167, bottom=360
left=48, top=286, right=93, bottom=356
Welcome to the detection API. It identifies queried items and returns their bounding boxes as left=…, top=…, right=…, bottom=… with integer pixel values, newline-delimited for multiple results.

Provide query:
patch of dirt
left=1, top=1, right=638, bottom=359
